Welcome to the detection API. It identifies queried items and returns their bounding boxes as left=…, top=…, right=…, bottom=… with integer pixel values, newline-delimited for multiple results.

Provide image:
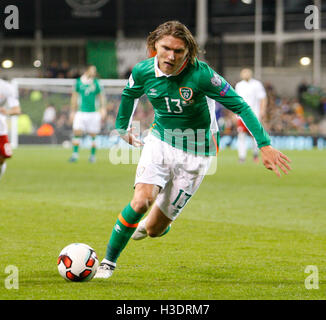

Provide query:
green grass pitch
left=0, top=146, right=325, bottom=300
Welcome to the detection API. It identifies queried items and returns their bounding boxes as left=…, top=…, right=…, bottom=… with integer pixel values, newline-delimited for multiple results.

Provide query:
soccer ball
left=57, top=243, right=99, bottom=282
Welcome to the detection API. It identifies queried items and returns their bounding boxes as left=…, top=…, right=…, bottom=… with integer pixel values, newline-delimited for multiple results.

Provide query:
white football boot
left=131, top=217, right=148, bottom=240
left=93, top=259, right=116, bottom=279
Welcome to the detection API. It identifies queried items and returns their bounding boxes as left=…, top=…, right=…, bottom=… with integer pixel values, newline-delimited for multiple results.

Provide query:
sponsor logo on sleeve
left=220, top=83, right=230, bottom=96
left=210, top=73, right=222, bottom=87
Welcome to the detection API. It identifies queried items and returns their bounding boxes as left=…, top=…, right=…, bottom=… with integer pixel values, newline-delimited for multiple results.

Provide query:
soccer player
left=69, top=65, right=106, bottom=163
left=94, top=21, right=291, bottom=279
left=235, top=68, right=267, bottom=163
left=0, top=78, right=21, bottom=180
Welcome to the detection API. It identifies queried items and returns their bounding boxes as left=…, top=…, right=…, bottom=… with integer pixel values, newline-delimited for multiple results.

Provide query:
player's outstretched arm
left=260, top=145, right=292, bottom=177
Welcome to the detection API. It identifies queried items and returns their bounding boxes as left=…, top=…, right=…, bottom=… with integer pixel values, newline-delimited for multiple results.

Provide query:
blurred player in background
left=69, top=65, right=106, bottom=163
left=94, top=21, right=291, bottom=279
left=235, top=68, right=267, bottom=163
left=0, top=79, right=21, bottom=180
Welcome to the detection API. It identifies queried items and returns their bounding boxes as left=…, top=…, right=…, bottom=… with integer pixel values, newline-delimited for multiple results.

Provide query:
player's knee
left=131, top=184, right=159, bottom=213
left=131, top=197, right=155, bottom=214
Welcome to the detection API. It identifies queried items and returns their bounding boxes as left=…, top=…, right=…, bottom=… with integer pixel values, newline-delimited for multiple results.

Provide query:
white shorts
left=73, top=111, right=101, bottom=135
left=135, top=134, right=213, bottom=220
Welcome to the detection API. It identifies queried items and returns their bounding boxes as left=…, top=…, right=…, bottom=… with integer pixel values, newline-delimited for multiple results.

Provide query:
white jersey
left=0, top=79, right=20, bottom=135
left=235, top=78, right=266, bottom=119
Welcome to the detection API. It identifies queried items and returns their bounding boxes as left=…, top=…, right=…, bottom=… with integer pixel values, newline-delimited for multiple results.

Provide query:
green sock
left=72, top=136, right=80, bottom=155
left=91, top=137, right=96, bottom=156
left=73, top=144, right=79, bottom=154
left=105, top=203, right=144, bottom=263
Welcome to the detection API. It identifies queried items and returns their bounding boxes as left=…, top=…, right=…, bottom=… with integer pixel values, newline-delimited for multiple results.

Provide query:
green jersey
left=75, top=77, right=102, bottom=112
left=116, top=57, right=271, bottom=156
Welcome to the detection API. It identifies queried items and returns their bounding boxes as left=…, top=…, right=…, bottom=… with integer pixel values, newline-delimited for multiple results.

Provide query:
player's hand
left=121, top=127, right=144, bottom=147
left=260, top=145, right=292, bottom=177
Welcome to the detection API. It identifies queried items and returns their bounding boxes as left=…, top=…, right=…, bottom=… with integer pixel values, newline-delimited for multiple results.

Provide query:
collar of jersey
left=80, top=75, right=94, bottom=84
left=154, top=56, right=188, bottom=78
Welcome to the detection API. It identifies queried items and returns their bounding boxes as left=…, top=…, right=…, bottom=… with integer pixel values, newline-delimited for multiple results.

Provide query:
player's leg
left=0, top=135, right=12, bottom=180
left=94, top=183, right=160, bottom=279
left=132, top=203, right=172, bottom=240
left=237, top=119, right=248, bottom=163
left=69, top=112, right=84, bottom=162
left=0, top=157, right=6, bottom=180
left=252, top=137, right=259, bottom=163
left=237, top=131, right=248, bottom=163
left=89, top=133, right=97, bottom=163
left=69, top=129, right=83, bottom=162
left=87, top=112, right=101, bottom=163
left=133, top=151, right=212, bottom=241
left=95, top=134, right=171, bottom=278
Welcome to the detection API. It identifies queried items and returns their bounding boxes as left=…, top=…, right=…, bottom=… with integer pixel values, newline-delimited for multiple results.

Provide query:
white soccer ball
left=57, top=243, right=99, bottom=282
